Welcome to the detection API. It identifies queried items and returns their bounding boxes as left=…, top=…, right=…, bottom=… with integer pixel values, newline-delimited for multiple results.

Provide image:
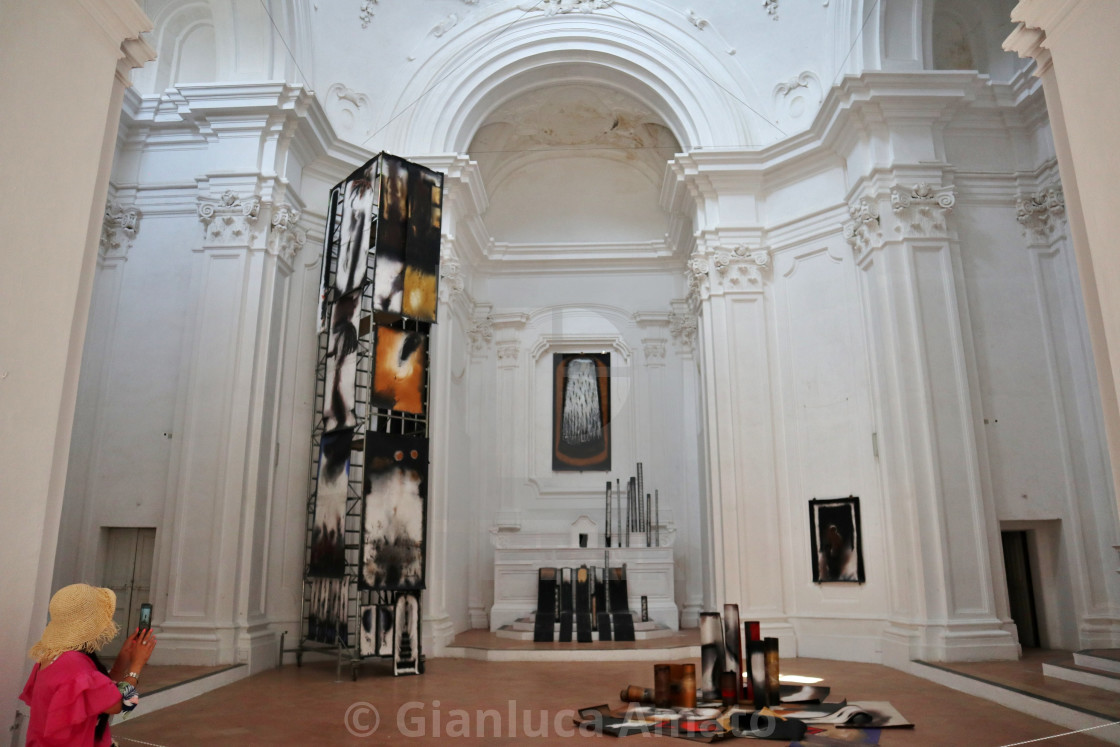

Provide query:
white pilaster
left=0, top=0, right=154, bottom=733
left=157, top=186, right=303, bottom=669
left=847, top=181, right=1019, bottom=662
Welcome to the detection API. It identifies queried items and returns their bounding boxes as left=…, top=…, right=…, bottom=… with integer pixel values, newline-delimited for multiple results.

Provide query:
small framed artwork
left=552, top=353, right=611, bottom=471
left=393, top=593, right=421, bottom=676
left=809, top=496, right=865, bottom=583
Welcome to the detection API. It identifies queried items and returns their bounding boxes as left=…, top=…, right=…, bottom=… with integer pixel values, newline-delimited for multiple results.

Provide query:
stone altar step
left=495, top=614, right=676, bottom=641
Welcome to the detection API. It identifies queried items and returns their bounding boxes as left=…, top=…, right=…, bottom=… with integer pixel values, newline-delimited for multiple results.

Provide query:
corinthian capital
left=197, top=190, right=262, bottom=248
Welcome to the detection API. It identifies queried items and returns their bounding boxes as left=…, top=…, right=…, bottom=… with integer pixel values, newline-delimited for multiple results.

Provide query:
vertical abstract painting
left=322, top=289, right=361, bottom=433
left=358, top=604, right=376, bottom=657
left=307, top=575, right=349, bottom=646
left=376, top=604, right=395, bottom=656
left=308, top=430, right=351, bottom=578
left=552, top=353, right=611, bottom=471
left=360, top=432, right=428, bottom=590
left=393, top=592, right=421, bottom=675
left=403, top=167, right=442, bottom=322
left=809, top=496, right=865, bottom=583
left=372, top=155, right=409, bottom=314
left=371, top=326, right=426, bottom=414
left=335, top=165, right=376, bottom=296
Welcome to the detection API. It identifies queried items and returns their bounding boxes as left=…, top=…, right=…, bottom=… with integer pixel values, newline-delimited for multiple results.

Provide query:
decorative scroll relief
left=197, top=191, right=262, bottom=248
left=325, top=83, right=372, bottom=138
left=890, top=184, right=956, bottom=237
left=1016, top=186, right=1065, bottom=240
left=764, top=0, right=779, bottom=19
left=669, top=310, right=698, bottom=353
left=359, top=0, right=377, bottom=28
left=519, top=0, right=614, bottom=14
left=773, top=71, right=822, bottom=126
left=686, top=9, right=736, bottom=55
left=843, top=196, right=882, bottom=261
left=267, top=203, right=306, bottom=266
left=101, top=199, right=140, bottom=260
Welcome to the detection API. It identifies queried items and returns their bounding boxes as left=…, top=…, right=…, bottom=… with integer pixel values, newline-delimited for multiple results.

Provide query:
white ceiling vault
left=129, top=0, right=1023, bottom=272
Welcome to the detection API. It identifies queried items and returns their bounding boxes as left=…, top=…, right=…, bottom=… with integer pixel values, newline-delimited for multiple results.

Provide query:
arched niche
left=379, top=6, right=764, bottom=155
left=469, top=83, right=681, bottom=247
left=133, top=2, right=216, bottom=94
left=923, top=0, right=1022, bottom=78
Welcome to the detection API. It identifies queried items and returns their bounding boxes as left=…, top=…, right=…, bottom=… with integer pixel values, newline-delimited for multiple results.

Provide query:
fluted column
left=846, top=181, right=1018, bottom=663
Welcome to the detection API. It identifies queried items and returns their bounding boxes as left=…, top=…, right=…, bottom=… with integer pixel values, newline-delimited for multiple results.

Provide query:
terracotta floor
left=112, top=654, right=1120, bottom=746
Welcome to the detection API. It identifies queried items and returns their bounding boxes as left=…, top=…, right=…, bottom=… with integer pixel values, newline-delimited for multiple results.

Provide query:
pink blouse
left=19, top=651, right=120, bottom=747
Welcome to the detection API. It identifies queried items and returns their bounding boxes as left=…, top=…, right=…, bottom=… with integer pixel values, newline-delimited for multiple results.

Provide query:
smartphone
left=138, top=603, right=152, bottom=631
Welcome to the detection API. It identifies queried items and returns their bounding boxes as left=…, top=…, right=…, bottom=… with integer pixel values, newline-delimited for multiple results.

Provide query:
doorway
left=1001, top=530, right=1042, bottom=649
left=99, top=527, right=156, bottom=656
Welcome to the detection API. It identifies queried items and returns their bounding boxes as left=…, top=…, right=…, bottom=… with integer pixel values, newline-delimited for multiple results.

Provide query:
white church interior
left=5, top=0, right=1120, bottom=743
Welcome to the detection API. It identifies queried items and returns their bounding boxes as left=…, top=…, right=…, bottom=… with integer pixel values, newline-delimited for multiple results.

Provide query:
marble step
left=512, top=614, right=663, bottom=632
left=1043, top=652, right=1120, bottom=694
left=1074, top=649, right=1120, bottom=675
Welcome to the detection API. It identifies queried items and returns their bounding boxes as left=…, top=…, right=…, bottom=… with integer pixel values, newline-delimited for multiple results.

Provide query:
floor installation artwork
left=112, top=656, right=1119, bottom=746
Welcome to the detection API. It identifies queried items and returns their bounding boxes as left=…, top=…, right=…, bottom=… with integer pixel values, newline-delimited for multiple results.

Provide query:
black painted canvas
left=308, top=430, right=351, bottom=577
left=809, top=496, right=865, bottom=583
left=322, top=289, right=361, bottom=433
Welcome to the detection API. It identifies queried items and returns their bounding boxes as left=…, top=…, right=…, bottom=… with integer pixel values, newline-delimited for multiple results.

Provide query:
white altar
left=489, top=525, right=679, bottom=631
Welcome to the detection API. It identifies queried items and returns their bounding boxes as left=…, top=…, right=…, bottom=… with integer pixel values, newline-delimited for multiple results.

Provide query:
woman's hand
left=128, top=628, right=157, bottom=671
left=109, top=628, right=143, bottom=680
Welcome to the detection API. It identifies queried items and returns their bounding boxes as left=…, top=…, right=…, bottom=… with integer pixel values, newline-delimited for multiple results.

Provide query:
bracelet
left=127, top=672, right=140, bottom=682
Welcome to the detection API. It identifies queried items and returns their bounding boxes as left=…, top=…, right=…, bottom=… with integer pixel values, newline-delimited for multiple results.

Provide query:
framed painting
left=809, top=496, right=865, bottom=583
left=552, top=353, right=610, bottom=471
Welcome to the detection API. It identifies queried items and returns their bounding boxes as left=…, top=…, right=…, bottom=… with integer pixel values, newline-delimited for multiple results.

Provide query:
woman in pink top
left=20, top=584, right=157, bottom=746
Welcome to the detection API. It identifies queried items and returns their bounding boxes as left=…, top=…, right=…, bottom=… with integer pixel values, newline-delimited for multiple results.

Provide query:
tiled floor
left=112, top=653, right=1120, bottom=746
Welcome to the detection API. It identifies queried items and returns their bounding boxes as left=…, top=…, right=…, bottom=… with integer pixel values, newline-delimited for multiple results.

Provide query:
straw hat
left=29, top=584, right=120, bottom=664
